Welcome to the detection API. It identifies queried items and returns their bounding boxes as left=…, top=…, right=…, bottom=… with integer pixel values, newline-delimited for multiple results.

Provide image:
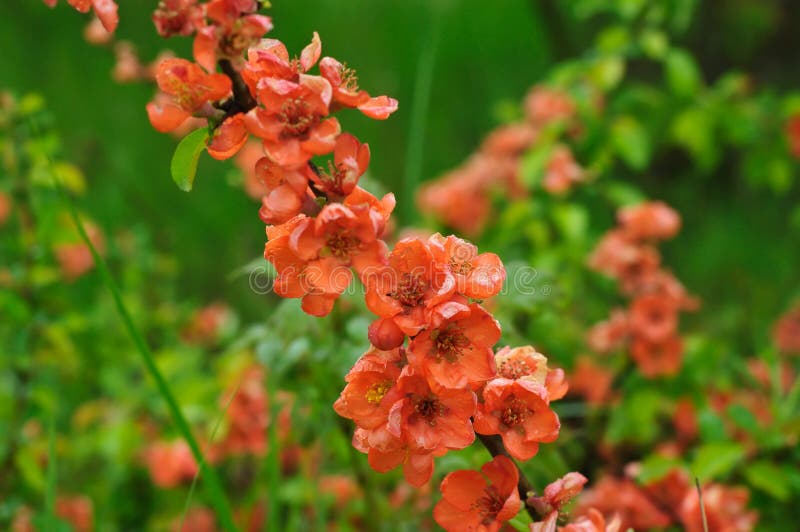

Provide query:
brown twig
left=476, top=433, right=544, bottom=521
left=217, top=58, right=257, bottom=118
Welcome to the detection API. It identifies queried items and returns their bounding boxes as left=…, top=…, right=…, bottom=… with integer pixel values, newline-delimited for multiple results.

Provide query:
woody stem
left=476, top=433, right=545, bottom=521
left=218, top=58, right=257, bottom=117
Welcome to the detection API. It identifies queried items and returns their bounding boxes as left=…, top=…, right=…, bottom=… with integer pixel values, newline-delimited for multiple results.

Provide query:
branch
left=477, top=433, right=545, bottom=521
left=218, top=58, right=257, bottom=117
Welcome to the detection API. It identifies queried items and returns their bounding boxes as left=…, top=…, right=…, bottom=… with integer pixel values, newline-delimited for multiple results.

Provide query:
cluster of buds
left=42, top=0, right=119, bottom=33
left=586, top=201, right=698, bottom=377
left=417, top=85, right=586, bottom=236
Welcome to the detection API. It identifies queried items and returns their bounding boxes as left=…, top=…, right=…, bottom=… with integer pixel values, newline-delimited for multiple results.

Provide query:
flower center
left=339, top=63, right=360, bottom=92
left=390, top=273, right=427, bottom=307
left=279, top=98, right=316, bottom=137
left=319, top=160, right=347, bottom=194
left=431, top=326, right=469, bottom=363
left=498, top=358, right=535, bottom=380
left=365, top=380, right=392, bottom=405
left=326, top=231, right=359, bottom=259
left=413, top=395, right=444, bottom=425
left=473, top=485, right=505, bottom=525
left=448, top=257, right=473, bottom=275
left=500, top=397, right=528, bottom=428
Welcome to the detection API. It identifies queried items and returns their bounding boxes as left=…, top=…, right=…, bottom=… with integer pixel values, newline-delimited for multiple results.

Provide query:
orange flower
left=481, top=123, right=536, bottom=157
left=319, top=56, right=398, bottom=119
left=234, top=140, right=268, bottom=199
left=630, top=335, right=683, bottom=377
left=474, top=378, right=559, bottom=461
left=386, top=367, right=476, bottom=453
left=193, top=1, right=272, bottom=71
left=334, top=347, right=404, bottom=430
left=433, top=455, right=521, bottom=532
left=181, top=302, right=232, bottom=345
left=144, top=440, right=199, bottom=488
left=208, top=113, right=249, bottom=160
left=617, top=201, right=681, bottom=241
left=672, top=398, right=698, bottom=443
left=408, top=301, right=500, bottom=389
left=428, top=233, right=506, bottom=300
left=152, top=0, right=202, bottom=38
left=244, top=74, right=339, bottom=168
left=147, top=58, right=231, bottom=132
left=494, top=345, right=568, bottom=401
left=629, top=294, right=678, bottom=343
left=256, top=158, right=310, bottom=224
left=528, top=472, right=588, bottom=516
left=307, top=133, right=370, bottom=197
left=352, top=426, right=442, bottom=487
left=45, top=0, right=119, bottom=33
left=242, top=33, right=322, bottom=89
left=365, top=238, right=455, bottom=347
left=559, top=508, right=621, bottom=532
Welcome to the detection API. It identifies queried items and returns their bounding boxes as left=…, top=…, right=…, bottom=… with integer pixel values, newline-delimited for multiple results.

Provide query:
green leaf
left=665, top=49, right=701, bottom=96
left=612, top=116, right=651, bottom=170
left=691, top=442, right=745, bottom=481
left=636, top=455, right=683, bottom=484
left=170, top=128, right=209, bottom=192
left=744, top=461, right=792, bottom=501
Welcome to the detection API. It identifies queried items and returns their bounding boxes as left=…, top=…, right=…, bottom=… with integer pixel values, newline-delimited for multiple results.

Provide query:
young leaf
left=691, top=442, right=745, bottom=481
left=171, top=128, right=209, bottom=192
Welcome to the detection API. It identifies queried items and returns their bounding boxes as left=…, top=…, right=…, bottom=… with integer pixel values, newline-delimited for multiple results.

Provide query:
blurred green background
left=1, top=0, right=798, bottom=340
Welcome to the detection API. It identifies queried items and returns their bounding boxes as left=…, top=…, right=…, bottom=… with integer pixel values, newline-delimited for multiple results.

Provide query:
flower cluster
left=586, top=201, right=698, bottom=377
left=138, top=3, right=584, bottom=528
left=417, top=85, right=586, bottom=236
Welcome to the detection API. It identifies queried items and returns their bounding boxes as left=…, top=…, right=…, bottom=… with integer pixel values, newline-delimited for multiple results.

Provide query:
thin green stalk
left=44, top=414, right=58, bottom=529
left=179, top=382, right=242, bottom=530
left=53, top=177, right=238, bottom=532
left=401, top=2, right=445, bottom=224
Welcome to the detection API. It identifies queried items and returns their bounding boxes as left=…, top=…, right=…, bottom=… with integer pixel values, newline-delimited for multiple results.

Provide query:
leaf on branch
left=171, top=128, right=210, bottom=192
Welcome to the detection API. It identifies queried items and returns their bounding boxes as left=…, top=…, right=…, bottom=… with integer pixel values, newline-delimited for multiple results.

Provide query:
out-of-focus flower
left=319, top=474, right=362, bottom=506
left=586, top=309, right=628, bottom=354
left=617, top=201, right=681, bottom=241
left=144, top=440, right=199, bottom=488
left=543, top=145, right=584, bottom=195
left=773, top=304, right=800, bottom=354
left=0, top=191, right=12, bottom=226
left=182, top=302, right=233, bottom=345
left=172, top=507, right=217, bottom=532
left=679, top=483, right=758, bottom=532
left=84, top=16, right=113, bottom=45
left=524, top=86, right=575, bottom=127
left=785, top=114, right=800, bottom=159
left=528, top=472, right=588, bottom=516
left=575, top=476, right=671, bottom=531
left=568, top=356, right=614, bottom=406
left=54, top=222, right=105, bottom=281
left=44, top=0, right=119, bottom=33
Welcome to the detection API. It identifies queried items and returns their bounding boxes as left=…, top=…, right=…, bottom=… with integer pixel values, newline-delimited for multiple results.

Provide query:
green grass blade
left=179, top=381, right=242, bottom=530
left=53, top=176, right=239, bottom=532
left=400, top=2, right=445, bottom=224
left=44, top=414, right=58, bottom=530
